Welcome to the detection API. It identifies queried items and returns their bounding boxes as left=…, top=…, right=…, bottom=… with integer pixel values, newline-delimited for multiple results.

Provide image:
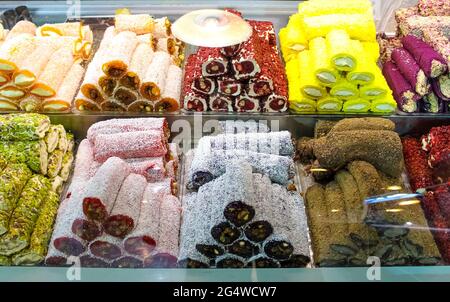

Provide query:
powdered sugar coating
left=125, top=157, right=167, bottom=182
left=93, top=130, right=167, bottom=162
left=156, top=195, right=181, bottom=256
left=218, top=120, right=270, bottom=134
left=72, top=139, right=93, bottom=183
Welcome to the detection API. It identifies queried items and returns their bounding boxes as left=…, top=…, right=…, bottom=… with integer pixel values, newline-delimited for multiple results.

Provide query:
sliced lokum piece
left=82, top=157, right=130, bottom=222
left=103, top=173, right=146, bottom=238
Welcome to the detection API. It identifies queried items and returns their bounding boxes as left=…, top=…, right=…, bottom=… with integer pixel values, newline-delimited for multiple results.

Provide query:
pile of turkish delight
left=182, top=10, right=288, bottom=113
left=46, top=118, right=182, bottom=268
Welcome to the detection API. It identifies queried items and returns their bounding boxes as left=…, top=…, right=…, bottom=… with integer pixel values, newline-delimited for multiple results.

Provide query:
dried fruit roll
left=140, top=51, right=171, bottom=100
left=12, top=191, right=59, bottom=265
left=234, top=92, right=260, bottom=112
left=151, top=195, right=181, bottom=267
left=123, top=184, right=160, bottom=259
left=310, top=37, right=340, bottom=87
left=217, top=78, right=241, bottom=96
left=392, top=48, right=429, bottom=96
left=0, top=34, right=36, bottom=72
left=156, top=64, right=182, bottom=112
left=200, top=47, right=228, bottom=78
left=189, top=149, right=294, bottom=189
left=93, top=130, right=167, bottom=163
left=243, top=174, right=275, bottom=243
left=89, top=235, right=122, bottom=261
left=198, top=131, right=295, bottom=157
left=0, top=140, right=48, bottom=174
left=115, top=14, right=154, bottom=35
left=153, top=17, right=172, bottom=38
left=247, top=255, right=280, bottom=268
left=113, top=87, right=138, bottom=106
left=13, top=40, right=59, bottom=87
left=83, top=157, right=130, bottom=222
left=87, top=117, right=169, bottom=143
left=305, top=184, right=331, bottom=263
left=0, top=113, right=50, bottom=140
left=402, top=35, right=447, bottom=79
left=79, top=253, right=110, bottom=268
left=120, top=42, right=154, bottom=90
left=0, top=164, right=32, bottom=235
left=113, top=255, right=143, bottom=268
left=216, top=254, right=246, bottom=268
left=297, top=51, right=327, bottom=99
left=104, top=173, right=146, bottom=238
left=30, top=45, right=75, bottom=97
left=101, top=31, right=138, bottom=78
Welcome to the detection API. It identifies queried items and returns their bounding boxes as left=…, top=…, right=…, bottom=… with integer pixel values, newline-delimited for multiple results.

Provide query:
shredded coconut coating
left=156, top=195, right=181, bottom=257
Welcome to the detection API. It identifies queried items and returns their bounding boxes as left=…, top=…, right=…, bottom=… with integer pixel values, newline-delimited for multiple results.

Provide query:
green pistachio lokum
left=0, top=164, right=32, bottom=235
left=47, top=150, right=64, bottom=178
left=44, top=125, right=60, bottom=153
left=59, top=151, right=73, bottom=181
left=66, top=133, right=75, bottom=153
left=55, top=125, right=68, bottom=152
left=0, top=113, right=50, bottom=141
left=0, top=158, right=6, bottom=172
left=0, top=255, right=11, bottom=266
left=12, top=191, right=59, bottom=265
left=0, top=175, right=50, bottom=256
left=49, top=176, right=64, bottom=194
left=0, top=140, right=48, bottom=174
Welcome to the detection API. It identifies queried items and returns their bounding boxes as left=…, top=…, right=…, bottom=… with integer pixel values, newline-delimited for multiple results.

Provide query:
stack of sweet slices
left=45, top=118, right=182, bottom=268
left=0, top=113, right=74, bottom=266
left=0, top=21, right=93, bottom=112
left=179, top=122, right=310, bottom=268
left=379, top=1, right=449, bottom=113
left=75, top=12, right=185, bottom=113
left=182, top=10, right=288, bottom=113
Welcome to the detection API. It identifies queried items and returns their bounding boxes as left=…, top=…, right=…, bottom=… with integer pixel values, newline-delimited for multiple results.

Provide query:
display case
left=0, top=0, right=449, bottom=282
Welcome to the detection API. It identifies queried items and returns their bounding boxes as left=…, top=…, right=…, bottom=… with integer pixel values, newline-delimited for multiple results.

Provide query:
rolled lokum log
left=140, top=51, right=171, bottom=100
left=183, top=92, right=208, bottom=112
left=87, top=117, right=169, bottom=143
left=120, top=42, right=154, bottom=90
left=0, top=34, right=36, bottom=72
left=264, top=94, right=288, bottom=113
left=101, top=31, right=138, bottom=78
left=123, top=184, right=160, bottom=259
left=13, top=39, right=59, bottom=87
left=154, top=17, right=172, bottom=38
left=113, top=87, right=138, bottom=106
left=0, top=164, right=32, bottom=235
left=100, top=100, right=127, bottom=112
left=197, top=131, right=294, bottom=157
left=346, top=41, right=378, bottom=86
left=125, top=157, right=167, bottom=182
left=0, top=71, right=10, bottom=86
left=216, top=255, right=246, bottom=268
left=74, top=92, right=101, bottom=112
left=313, top=130, right=403, bottom=177
left=44, top=125, right=59, bottom=153
left=298, top=0, right=373, bottom=17
left=189, top=149, right=294, bottom=189
left=83, top=157, right=130, bottom=222
left=193, top=77, right=216, bottom=95
left=37, top=22, right=82, bottom=37
left=359, top=69, right=391, bottom=100
left=89, top=235, right=122, bottom=261
left=0, top=113, right=49, bottom=140
left=156, top=64, right=182, bottom=112
left=218, top=120, right=270, bottom=135
left=103, top=173, right=146, bottom=238
left=0, top=85, right=26, bottom=100
left=370, top=95, right=398, bottom=114
left=177, top=193, right=211, bottom=268
left=343, top=99, right=371, bottom=113
left=421, top=91, right=444, bottom=113
left=326, top=29, right=356, bottom=72
left=432, top=75, right=450, bottom=101
left=227, top=239, right=260, bottom=259
left=395, top=6, right=418, bottom=25
left=93, top=130, right=168, bottom=163
left=209, top=94, right=234, bottom=112
left=6, top=20, right=36, bottom=40
left=310, top=37, right=341, bottom=87
left=71, top=216, right=102, bottom=242
left=97, top=75, right=117, bottom=97
left=402, top=35, right=447, bottom=78
left=115, top=14, right=154, bottom=35
left=234, top=91, right=259, bottom=112
left=392, top=48, right=429, bottom=96
left=0, top=140, right=48, bottom=174
left=200, top=47, right=228, bottom=78
left=247, top=72, right=274, bottom=98
left=156, top=37, right=176, bottom=55
left=47, top=149, right=64, bottom=178
left=55, top=124, right=68, bottom=152
left=12, top=191, right=59, bottom=265
left=294, top=53, right=326, bottom=100
left=231, top=31, right=262, bottom=80
left=113, top=256, right=143, bottom=268
left=71, top=139, right=93, bottom=184
left=44, top=248, right=67, bottom=266
left=247, top=255, right=280, bottom=268
left=30, top=45, right=75, bottom=97
left=330, top=80, right=359, bottom=100
left=329, top=117, right=395, bottom=133
left=127, top=98, right=155, bottom=112
left=186, top=54, right=214, bottom=95
left=49, top=176, right=64, bottom=195
left=0, top=98, right=20, bottom=112
left=382, top=61, right=420, bottom=113
left=150, top=195, right=181, bottom=268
